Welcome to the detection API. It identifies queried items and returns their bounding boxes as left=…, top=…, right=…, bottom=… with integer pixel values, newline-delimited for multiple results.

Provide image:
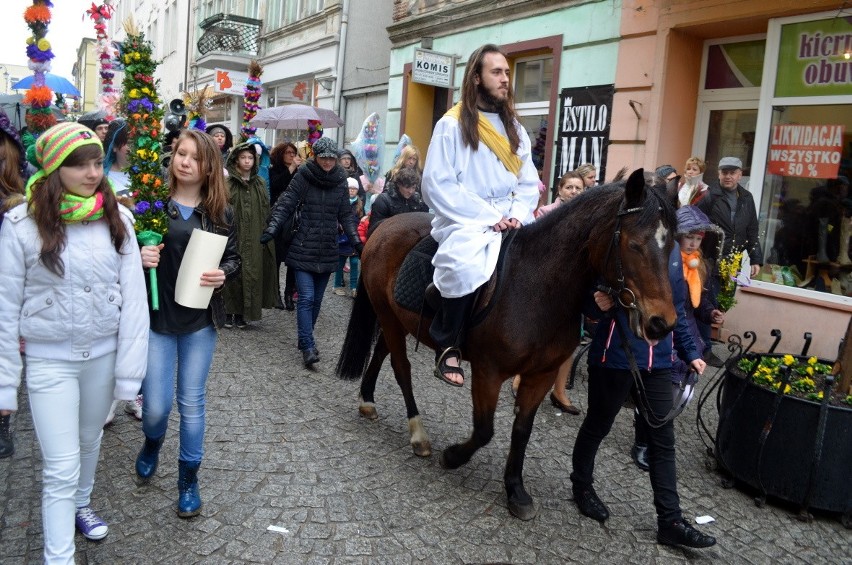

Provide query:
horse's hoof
left=411, top=440, right=432, bottom=458
left=439, top=448, right=463, bottom=469
left=358, top=404, right=378, bottom=420
left=507, top=498, right=539, bottom=521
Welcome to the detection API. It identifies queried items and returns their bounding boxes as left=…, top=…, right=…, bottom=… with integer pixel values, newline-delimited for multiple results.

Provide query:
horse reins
left=598, top=198, right=679, bottom=429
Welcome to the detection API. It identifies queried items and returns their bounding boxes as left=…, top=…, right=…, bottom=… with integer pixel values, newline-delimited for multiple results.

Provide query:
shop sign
left=554, top=84, right=613, bottom=183
left=412, top=49, right=454, bottom=88
left=767, top=123, right=845, bottom=178
left=775, top=18, right=852, bottom=97
left=213, top=69, right=248, bottom=95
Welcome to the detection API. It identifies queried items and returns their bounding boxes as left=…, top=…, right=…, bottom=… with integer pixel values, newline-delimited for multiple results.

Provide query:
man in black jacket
left=367, top=167, right=429, bottom=238
left=697, top=156, right=762, bottom=366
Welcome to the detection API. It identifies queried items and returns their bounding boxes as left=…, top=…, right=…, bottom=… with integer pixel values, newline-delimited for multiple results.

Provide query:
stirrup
left=434, top=347, right=465, bottom=387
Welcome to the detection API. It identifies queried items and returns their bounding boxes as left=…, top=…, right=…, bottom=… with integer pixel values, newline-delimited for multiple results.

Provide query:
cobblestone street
left=1, top=289, right=850, bottom=564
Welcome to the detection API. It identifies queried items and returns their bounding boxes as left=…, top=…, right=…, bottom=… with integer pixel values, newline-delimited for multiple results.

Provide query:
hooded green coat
left=223, top=142, right=279, bottom=320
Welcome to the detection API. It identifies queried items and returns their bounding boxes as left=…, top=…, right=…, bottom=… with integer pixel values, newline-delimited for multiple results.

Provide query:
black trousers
left=429, top=293, right=476, bottom=351
left=571, top=365, right=683, bottom=525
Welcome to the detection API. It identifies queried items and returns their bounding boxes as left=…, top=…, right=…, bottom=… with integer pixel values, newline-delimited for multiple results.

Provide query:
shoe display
left=75, top=506, right=109, bottom=540
left=177, top=460, right=202, bottom=518
left=103, top=400, right=120, bottom=426
left=573, top=486, right=610, bottom=522
left=333, top=287, right=347, bottom=296
left=657, top=518, right=717, bottom=548
left=0, top=413, right=13, bottom=458
left=631, top=442, right=650, bottom=471
left=235, top=315, right=248, bottom=329
left=223, top=315, right=234, bottom=329
left=704, top=351, right=725, bottom=367
left=302, top=348, right=319, bottom=367
left=124, top=394, right=143, bottom=421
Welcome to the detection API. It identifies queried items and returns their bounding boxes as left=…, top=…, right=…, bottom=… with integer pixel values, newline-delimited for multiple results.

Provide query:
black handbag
left=280, top=201, right=302, bottom=245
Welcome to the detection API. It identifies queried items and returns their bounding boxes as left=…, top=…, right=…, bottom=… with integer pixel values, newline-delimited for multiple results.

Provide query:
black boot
left=302, top=348, right=319, bottom=367
left=631, top=442, right=649, bottom=471
left=572, top=485, right=610, bottom=522
left=283, top=293, right=295, bottom=311
left=658, top=519, right=717, bottom=548
left=0, top=413, right=13, bottom=458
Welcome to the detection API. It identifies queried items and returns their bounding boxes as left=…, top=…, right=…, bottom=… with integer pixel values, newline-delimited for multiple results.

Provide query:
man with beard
left=421, top=44, right=540, bottom=387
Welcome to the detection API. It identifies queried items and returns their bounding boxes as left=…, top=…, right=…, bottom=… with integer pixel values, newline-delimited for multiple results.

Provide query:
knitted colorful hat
left=35, top=122, right=103, bottom=176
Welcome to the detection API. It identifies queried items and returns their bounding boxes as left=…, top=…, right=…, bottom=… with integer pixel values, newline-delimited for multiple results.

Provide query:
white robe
left=422, top=111, right=540, bottom=297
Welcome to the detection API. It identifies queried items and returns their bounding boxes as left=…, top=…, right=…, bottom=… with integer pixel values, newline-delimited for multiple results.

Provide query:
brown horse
left=335, top=169, right=677, bottom=520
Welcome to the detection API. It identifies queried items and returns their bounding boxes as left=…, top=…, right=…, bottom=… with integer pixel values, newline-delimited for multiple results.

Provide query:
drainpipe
left=332, top=0, right=350, bottom=142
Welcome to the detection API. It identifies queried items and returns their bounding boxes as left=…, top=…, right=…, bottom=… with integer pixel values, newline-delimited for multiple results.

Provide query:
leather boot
left=177, top=460, right=202, bottom=518
left=657, top=518, right=717, bottom=548
left=0, top=413, right=13, bottom=458
left=135, top=435, right=165, bottom=483
left=283, top=293, right=295, bottom=311
left=631, top=442, right=649, bottom=471
left=572, top=485, right=610, bottom=522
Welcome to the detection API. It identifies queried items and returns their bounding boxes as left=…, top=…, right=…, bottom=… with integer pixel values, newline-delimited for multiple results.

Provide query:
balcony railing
left=197, top=14, right=262, bottom=56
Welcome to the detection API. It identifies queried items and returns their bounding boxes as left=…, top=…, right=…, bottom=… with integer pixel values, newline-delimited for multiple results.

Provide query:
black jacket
left=367, top=186, right=430, bottom=238
left=264, top=160, right=360, bottom=273
left=697, top=183, right=763, bottom=265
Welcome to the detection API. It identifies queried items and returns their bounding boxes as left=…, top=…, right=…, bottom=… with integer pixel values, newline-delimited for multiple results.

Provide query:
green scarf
left=25, top=171, right=106, bottom=223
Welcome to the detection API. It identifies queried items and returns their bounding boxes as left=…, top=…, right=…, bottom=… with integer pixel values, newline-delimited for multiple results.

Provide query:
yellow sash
left=444, top=103, right=521, bottom=176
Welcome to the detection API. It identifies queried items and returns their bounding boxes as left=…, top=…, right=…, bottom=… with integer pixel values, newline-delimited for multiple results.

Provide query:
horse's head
left=589, top=169, right=677, bottom=342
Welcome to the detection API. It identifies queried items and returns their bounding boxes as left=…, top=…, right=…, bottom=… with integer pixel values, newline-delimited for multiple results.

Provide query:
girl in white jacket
left=0, top=122, right=149, bottom=564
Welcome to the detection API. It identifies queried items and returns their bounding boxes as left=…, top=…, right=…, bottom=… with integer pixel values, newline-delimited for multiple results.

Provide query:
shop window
left=757, top=104, right=852, bottom=295
left=704, top=40, right=765, bottom=90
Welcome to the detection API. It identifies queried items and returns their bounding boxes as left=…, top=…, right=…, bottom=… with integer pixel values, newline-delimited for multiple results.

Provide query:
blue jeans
left=142, top=326, right=217, bottom=463
left=294, top=270, right=331, bottom=351
left=333, top=256, right=360, bottom=290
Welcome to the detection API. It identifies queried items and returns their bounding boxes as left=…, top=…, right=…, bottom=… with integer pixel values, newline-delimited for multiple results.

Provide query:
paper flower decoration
left=240, top=60, right=263, bottom=141
left=119, top=20, right=167, bottom=310
left=184, top=85, right=212, bottom=132
left=22, top=0, right=56, bottom=134
left=307, top=120, right=323, bottom=146
left=351, top=112, right=384, bottom=183
left=88, top=1, right=117, bottom=118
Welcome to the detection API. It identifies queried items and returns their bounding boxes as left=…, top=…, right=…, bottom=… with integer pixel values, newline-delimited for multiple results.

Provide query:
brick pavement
left=1, top=289, right=850, bottom=564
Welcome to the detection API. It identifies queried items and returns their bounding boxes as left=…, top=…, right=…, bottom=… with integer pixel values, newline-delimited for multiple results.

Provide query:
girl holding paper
left=135, top=129, right=240, bottom=518
left=0, top=122, right=148, bottom=560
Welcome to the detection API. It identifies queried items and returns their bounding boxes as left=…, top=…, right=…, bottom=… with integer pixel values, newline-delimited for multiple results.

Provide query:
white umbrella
left=249, top=104, right=344, bottom=129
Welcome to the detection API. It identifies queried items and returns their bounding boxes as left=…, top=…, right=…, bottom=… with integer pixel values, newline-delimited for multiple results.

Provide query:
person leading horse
left=422, top=44, right=540, bottom=387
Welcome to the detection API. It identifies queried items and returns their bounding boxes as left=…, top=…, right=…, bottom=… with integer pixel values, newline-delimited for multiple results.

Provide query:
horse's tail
left=335, top=277, right=379, bottom=380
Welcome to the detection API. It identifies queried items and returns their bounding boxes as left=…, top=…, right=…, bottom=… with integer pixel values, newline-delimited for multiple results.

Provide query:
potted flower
left=712, top=336, right=852, bottom=527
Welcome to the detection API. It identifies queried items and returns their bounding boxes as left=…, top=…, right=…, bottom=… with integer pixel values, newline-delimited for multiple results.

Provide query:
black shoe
left=312, top=347, right=320, bottom=362
left=631, top=442, right=649, bottom=471
left=223, top=315, right=234, bottom=329
left=302, top=348, right=319, bottom=367
left=284, top=294, right=295, bottom=311
left=704, top=351, right=725, bottom=368
left=658, top=519, right=717, bottom=548
left=0, top=413, right=13, bottom=458
left=572, top=486, right=609, bottom=522
left=235, top=315, right=248, bottom=329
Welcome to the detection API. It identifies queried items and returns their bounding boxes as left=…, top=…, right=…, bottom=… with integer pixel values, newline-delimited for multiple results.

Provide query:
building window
left=282, top=0, right=324, bottom=25
left=513, top=56, right=552, bottom=175
left=704, top=40, right=765, bottom=90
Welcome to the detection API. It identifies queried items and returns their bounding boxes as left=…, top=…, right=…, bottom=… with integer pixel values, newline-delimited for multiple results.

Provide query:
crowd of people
left=0, top=42, right=774, bottom=560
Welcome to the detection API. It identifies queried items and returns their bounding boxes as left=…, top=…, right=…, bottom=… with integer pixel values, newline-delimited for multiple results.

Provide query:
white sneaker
left=124, top=394, right=143, bottom=421
left=350, top=289, right=357, bottom=298
left=103, top=400, right=120, bottom=426
left=333, top=287, right=347, bottom=296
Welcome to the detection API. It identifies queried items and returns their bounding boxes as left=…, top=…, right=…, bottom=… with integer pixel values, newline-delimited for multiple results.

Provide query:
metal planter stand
left=696, top=330, right=852, bottom=528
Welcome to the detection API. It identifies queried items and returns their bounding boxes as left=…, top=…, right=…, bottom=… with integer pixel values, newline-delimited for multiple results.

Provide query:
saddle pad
left=393, top=236, right=439, bottom=313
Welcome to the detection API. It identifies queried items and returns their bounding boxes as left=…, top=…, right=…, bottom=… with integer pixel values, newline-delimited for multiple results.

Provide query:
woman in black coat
left=262, top=137, right=361, bottom=368
left=269, top=142, right=302, bottom=309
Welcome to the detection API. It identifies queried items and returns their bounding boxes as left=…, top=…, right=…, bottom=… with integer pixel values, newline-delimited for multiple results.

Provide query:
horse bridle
left=599, top=197, right=680, bottom=429
left=597, top=204, right=644, bottom=309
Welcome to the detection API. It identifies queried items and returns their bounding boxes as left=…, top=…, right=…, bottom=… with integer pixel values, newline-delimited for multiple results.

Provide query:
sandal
left=434, top=348, right=465, bottom=387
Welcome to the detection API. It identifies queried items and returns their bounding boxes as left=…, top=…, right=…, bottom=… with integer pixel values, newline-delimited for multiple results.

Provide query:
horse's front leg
left=358, top=332, right=389, bottom=420
left=504, top=369, right=555, bottom=521
left=440, top=365, right=501, bottom=470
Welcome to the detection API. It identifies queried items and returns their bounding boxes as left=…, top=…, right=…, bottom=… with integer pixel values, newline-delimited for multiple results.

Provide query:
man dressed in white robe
left=421, top=44, right=540, bottom=387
